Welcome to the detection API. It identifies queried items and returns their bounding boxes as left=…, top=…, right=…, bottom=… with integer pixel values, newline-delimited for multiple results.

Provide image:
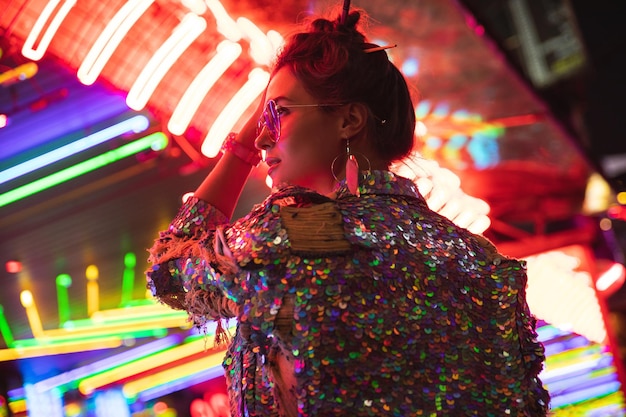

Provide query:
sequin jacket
left=147, top=170, right=549, bottom=417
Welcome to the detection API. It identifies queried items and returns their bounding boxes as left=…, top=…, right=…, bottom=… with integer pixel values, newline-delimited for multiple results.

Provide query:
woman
left=146, top=6, right=550, bottom=417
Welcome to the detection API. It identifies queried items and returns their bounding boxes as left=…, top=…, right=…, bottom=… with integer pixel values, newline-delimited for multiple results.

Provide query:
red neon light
left=5, top=260, right=22, bottom=274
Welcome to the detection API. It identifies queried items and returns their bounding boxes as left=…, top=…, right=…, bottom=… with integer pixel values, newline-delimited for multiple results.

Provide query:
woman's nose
left=254, top=126, right=274, bottom=152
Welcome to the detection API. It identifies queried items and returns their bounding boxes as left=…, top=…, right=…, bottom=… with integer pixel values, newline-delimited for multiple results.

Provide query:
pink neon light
left=596, top=262, right=626, bottom=293
left=22, top=0, right=77, bottom=61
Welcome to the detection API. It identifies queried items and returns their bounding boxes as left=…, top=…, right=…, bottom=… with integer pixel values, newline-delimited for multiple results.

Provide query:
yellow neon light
left=90, top=302, right=183, bottom=323
left=201, top=68, right=269, bottom=158
left=0, top=62, right=39, bottom=86
left=22, top=0, right=77, bottom=61
left=42, top=315, right=190, bottom=340
left=86, top=265, right=100, bottom=316
left=78, top=335, right=223, bottom=395
left=77, top=0, right=155, bottom=85
left=19, top=290, right=44, bottom=339
left=122, top=349, right=224, bottom=398
left=8, top=398, right=27, bottom=414
left=126, top=13, right=207, bottom=111
left=168, top=40, right=242, bottom=135
left=0, top=337, right=123, bottom=361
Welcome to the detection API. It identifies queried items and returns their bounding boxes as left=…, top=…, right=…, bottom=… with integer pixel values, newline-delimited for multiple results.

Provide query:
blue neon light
left=0, top=115, right=149, bottom=185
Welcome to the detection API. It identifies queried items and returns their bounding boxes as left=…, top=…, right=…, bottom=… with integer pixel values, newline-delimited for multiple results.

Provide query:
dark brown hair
left=273, top=10, right=416, bottom=163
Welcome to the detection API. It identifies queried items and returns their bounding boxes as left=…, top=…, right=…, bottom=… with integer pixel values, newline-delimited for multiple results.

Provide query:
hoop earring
left=331, top=138, right=371, bottom=197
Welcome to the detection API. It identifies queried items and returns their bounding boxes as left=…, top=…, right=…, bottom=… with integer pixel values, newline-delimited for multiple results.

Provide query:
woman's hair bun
left=309, top=10, right=361, bottom=35
left=336, top=10, right=361, bottom=31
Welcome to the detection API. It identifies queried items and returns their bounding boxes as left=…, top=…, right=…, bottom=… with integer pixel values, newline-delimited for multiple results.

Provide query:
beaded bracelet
left=220, top=132, right=261, bottom=166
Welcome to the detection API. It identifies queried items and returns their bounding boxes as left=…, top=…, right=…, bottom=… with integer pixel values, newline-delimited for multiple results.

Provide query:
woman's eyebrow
left=272, top=96, right=295, bottom=105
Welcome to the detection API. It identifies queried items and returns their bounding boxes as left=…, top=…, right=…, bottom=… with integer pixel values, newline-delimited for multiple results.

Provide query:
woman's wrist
left=220, top=132, right=261, bottom=166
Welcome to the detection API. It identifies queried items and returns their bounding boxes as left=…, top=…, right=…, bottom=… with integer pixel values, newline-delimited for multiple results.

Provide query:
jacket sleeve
left=145, top=195, right=238, bottom=324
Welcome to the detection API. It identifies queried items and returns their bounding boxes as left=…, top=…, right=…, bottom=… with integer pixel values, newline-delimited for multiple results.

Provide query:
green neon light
left=121, top=252, right=137, bottom=307
left=0, top=132, right=168, bottom=208
left=11, top=328, right=168, bottom=348
left=56, top=274, right=72, bottom=325
left=0, top=305, right=15, bottom=347
left=61, top=310, right=187, bottom=329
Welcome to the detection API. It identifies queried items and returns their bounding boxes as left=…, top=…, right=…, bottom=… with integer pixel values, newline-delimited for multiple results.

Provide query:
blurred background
left=1, top=0, right=625, bottom=415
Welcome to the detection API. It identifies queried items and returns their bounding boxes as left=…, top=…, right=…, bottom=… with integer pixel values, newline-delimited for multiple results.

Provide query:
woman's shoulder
left=225, top=185, right=339, bottom=266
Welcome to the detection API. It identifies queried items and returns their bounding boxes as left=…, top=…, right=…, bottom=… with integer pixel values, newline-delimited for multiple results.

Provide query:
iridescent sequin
left=146, top=170, right=549, bottom=416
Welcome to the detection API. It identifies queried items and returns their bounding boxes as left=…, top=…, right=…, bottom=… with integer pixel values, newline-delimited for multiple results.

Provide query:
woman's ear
left=339, top=102, right=369, bottom=139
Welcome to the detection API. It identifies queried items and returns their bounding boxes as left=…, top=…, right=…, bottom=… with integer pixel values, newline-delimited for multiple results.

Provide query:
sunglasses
left=257, top=99, right=345, bottom=142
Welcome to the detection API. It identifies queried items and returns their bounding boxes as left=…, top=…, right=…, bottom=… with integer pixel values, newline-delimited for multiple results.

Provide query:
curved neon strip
left=77, top=0, right=155, bottom=85
left=236, top=17, right=274, bottom=66
left=201, top=68, right=269, bottom=158
left=126, top=13, right=207, bottom=111
left=168, top=40, right=242, bottom=135
left=22, top=0, right=77, bottom=61
left=205, top=0, right=242, bottom=41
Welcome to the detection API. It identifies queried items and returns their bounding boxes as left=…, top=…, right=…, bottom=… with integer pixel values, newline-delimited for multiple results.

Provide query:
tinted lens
left=257, top=100, right=280, bottom=141
left=265, top=100, right=280, bottom=141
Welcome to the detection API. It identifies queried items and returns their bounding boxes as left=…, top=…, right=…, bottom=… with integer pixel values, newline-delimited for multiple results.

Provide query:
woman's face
left=255, top=67, right=345, bottom=195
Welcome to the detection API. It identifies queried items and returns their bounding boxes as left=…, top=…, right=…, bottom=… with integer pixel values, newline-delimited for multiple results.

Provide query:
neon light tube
left=201, top=68, right=269, bottom=158
left=90, top=302, right=183, bottom=324
left=546, top=367, right=618, bottom=395
left=40, top=315, right=189, bottom=340
left=8, top=399, right=27, bottom=415
left=138, top=365, right=224, bottom=402
left=123, top=349, right=224, bottom=399
left=21, top=0, right=77, bottom=61
left=0, top=337, right=124, bottom=362
left=31, top=334, right=181, bottom=393
left=204, top=0, right=242, bottom=41
left=66, top=308, right=186, bottom=330
left=77, top=0, right=155, bottom=85
left=86, top=265, right=100, bottom=316
left=120, top=252, right=137, bottom=306
left=0, top=115, right=150, bottom=185
left=20, top=291, right=45, bottom=339
left=78, top=323, right=232, bottom=395
left=0, top=62, right=39, bottom=86
left=596, top=263, right=626, bottom=291
left=0, top=305, right=15, bottom=347
left=550, top=381, right=622, bottom=409
left=236, top=17, right=274, bottom=66
left=266, top=30, right=285, bottom=53
left=544, top=343, right=602, bottom=366
left=0, top=132, right=168, bottom=208
left=541, top=354, right=604, bottom=384
left=168, top=40, right=242, bottom=135
left=11, top=329, right=167, bottom=349
left=126, top=13, right=207, bottom=111
left=55, top=274, right=72, bottom=325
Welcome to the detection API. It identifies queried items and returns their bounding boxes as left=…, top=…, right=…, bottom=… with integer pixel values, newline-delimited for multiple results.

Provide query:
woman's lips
left=265, top=157, right=280, bottom=175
